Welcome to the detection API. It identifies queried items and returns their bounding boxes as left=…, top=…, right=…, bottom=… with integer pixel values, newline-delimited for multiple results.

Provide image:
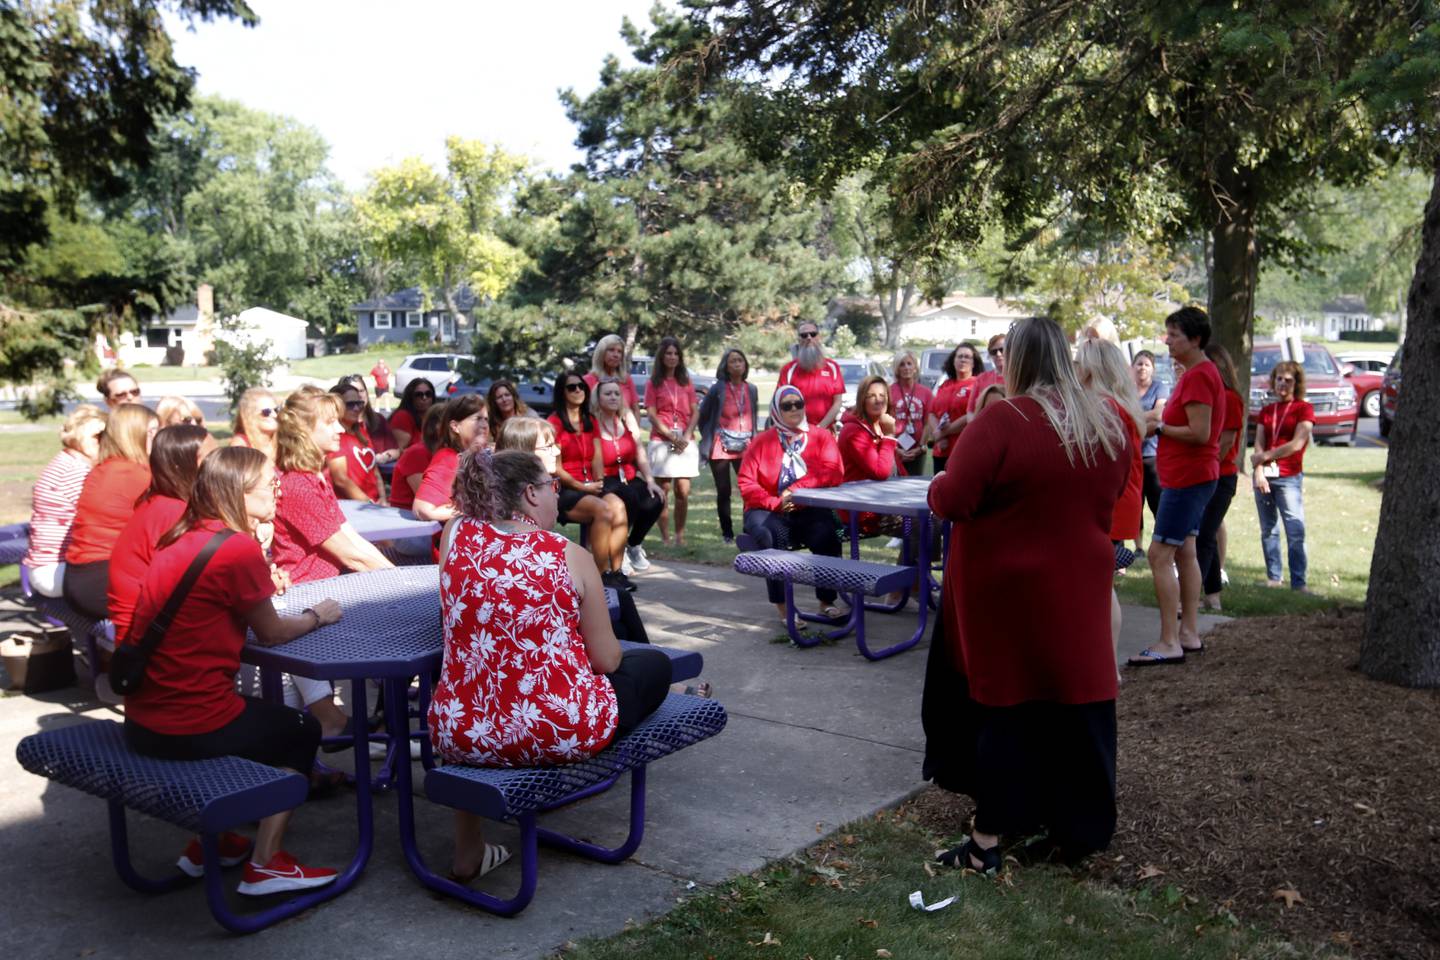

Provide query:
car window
left=923, top=352, right=948, bottom=372
left=1302, top=347, right=1339, bottom=377
left=416, top=357, right=440, bottom=371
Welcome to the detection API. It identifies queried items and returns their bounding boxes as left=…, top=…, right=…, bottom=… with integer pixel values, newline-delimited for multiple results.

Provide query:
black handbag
left=109, top=529, right=236, bottom=696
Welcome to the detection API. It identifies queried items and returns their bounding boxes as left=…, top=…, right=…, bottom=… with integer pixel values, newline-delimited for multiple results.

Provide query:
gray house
left=350, top=286, right=479, bottom=348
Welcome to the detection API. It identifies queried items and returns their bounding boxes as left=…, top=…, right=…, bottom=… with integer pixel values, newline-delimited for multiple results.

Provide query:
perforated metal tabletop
left=788, top=476, right=933, bottom=516
left=339, top=500, right=441, bottom=542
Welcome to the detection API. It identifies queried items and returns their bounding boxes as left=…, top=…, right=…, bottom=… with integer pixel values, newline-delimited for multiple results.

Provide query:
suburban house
left=350, top=286, right=477, bottom=349
left=898, top=294, right=1028, bottom=344
left=224, top=307, right=310, bottom=360
left=1300, top=296, right=1392, bottom=341
left=106, top=283, right=218, bottom=366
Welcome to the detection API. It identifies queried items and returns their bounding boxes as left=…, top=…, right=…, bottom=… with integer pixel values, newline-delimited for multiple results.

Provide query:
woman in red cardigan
left=738, top=384, right=845, bottom=621
left=923, top=316, right=1132, bottom=872
left=837, top=375, right=900, bottom=536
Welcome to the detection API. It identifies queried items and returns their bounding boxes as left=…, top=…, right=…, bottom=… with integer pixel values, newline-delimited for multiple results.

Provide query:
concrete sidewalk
left=0, top=559, right=1224, bottom=956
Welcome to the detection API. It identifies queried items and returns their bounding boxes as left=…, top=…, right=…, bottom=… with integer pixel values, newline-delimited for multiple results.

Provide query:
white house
left=899, top=295, right=1028, bottom=344
left=109, top=283, right=217, bottom=367
left=232, top=307, right=309, bottom=360
left=1300, top=296, right=1390, bottom=342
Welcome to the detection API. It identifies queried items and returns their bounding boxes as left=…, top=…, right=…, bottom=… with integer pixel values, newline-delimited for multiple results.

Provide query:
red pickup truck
left=1248, top=343, right=1358, bottom=446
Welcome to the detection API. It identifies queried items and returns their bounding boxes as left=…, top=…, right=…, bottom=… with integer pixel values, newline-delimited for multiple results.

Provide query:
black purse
left=109, top=529, right=236, bottom=696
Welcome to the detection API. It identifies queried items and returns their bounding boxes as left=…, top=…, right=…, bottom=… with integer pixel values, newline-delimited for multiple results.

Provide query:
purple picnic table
left=339, top=499, right=440, bottom=542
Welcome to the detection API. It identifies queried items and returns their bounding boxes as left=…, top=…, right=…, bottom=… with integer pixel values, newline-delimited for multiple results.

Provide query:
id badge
left=897, top=432, right=916, bottom=451
left=1262, top=462, right=1280, bottom=479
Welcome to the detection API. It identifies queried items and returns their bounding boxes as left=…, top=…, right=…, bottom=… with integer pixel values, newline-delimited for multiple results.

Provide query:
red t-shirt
left=644, top=378, right=697, bottom=436
left=1259, top=399, right=1315, bottom=477
left=65, top=459, right=152, bottom=565
left=965, top=369, right=1003, bottom=415
left=1156, top=359, right=1224, bottom=489
left=932, top=377, right=978, bottom=457
left=329, top=429, right=380, bottom=502
left=389, top=408, right=419, bottom=443
left=416, top=447, right=460, bottom=507
left=122, top=521, right=274, bottom=736
left=1218, top=388, right=1245, bottom=478
left=272, top=470, right=346, bottom=583
left=389, top=443, right=432, bottom=509
left=107, top=495, right=187, bottom=647
left=1109, top=408, right=1143, bottom=542
left=777, top=358, right=846, bottom=426
left=370, top=363, right=390, bottom=392
left=583, top=372, right=639, bottom=411
left=548, top=414, right=598, bottom=483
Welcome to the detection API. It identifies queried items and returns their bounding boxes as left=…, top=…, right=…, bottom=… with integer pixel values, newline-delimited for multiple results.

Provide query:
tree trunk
left=1208, top=161, right=1259, bottom=402
left=1360, top=160, right=1440, bottom=687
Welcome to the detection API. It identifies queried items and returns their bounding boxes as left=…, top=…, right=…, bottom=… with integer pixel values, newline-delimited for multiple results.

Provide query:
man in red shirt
left=1130, top=306, right=1224, bottom=667
left=777, top=321, right=846, bottom=430
left=370, top=359, right=392, bottom=411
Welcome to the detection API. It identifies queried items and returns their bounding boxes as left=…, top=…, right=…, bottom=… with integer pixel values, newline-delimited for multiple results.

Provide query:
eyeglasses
left=1274, top=376, right=1296, bottom=383
left=797, top=331, right=819, bottom=340
left=180, top=416, right=204, bottom=426
left=258, top=407, right=277, bottom=418
left=109, top=387, right=141, bottom=400
left=531, top=477, right=561, bottom=494
left=778, top=400, right=806, bottom=412
left=989, top=347, right=1005, bottom=357
left=565, top=382, right=587, bottom=393
left=345, top=400, right=366, bottom=410
left=956, top=354, right=974, bottom=364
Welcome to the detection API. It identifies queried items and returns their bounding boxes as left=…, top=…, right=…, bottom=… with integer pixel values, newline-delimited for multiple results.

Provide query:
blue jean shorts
left=1152, top=480, right=1218, bottom=546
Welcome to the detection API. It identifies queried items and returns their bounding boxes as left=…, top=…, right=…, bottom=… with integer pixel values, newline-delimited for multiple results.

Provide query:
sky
left=165, top=0, right=673, bottom=188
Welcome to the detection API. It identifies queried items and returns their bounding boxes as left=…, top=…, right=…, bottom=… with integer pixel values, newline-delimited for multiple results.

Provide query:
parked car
left=1379, top=347, right=1402, bottom=439
left=918, top=348, right=951, bottom=389
left=393, top=353, right=466, bottom=396
left=628, top=355, right=717, bottom=412
left=836, top=358, right=890, bottom=409
left=1248, top=343, right=1357, bottom=446
left=445, top=370, right=558, bottom=417
left=1335, top=351, right=1392, bottom=418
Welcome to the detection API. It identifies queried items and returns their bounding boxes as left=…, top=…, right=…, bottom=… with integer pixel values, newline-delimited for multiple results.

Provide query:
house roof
left=1321, top=295, right=1368, bottom=314
left=349, top=285, right=481, bottom=312
left=238, top=306, right=309, bottom=328
left=907, top=295, right=1027, bottom=322
left=160, top=304, right=200, bottom=326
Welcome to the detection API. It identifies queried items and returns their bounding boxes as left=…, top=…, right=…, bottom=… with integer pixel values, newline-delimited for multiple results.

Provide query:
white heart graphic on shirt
left=355, top=447, right=377, bottom=473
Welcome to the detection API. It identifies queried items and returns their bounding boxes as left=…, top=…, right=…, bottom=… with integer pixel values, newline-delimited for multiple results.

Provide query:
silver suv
left=394, top=353, right=466, bottom=396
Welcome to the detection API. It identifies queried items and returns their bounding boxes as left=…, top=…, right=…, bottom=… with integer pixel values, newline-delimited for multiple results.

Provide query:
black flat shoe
left=936, top=836, right=1002, bottom=874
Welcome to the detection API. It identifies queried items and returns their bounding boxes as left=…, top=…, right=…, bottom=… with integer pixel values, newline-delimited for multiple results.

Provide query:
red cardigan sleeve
left=838, top=421, right=897, bottom=483
left=928, top=405, right=1005, bottom=522
left=737, top=432, right=781, bottom=511
left=802, top=429, right=845, bottom=489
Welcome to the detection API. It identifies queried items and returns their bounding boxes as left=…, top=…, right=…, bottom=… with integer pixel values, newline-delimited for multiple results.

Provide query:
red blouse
left=889, top=381, right=932, bottom=448
left=66, top=459, right=151, bottom=565
left=929, top=396, right=1130, bottom=707
left=596, top=423, right=638, bottom=481
left=107, top=494, right=187, bottom=646
left=737, top=427, right=844, bottom=513
left=548, top=413, right=598, bottom=483
left=271, top=470, right=346, bottom=583
left=1109, top=407, right=1143, bottom=542
left=644, top=377, right=696, bottom=436
left=389, top=443, right=433, bottom=509
left=389, top=408, right=419, bottom=442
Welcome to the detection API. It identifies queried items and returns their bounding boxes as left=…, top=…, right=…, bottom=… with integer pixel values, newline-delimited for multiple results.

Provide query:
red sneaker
left=175, top=831, right=253, bottom=878
left=236, top=850, right=338, bottom=896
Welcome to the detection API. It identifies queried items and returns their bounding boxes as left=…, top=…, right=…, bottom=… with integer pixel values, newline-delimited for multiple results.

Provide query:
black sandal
left=936, top=836, right=1002, bottom=874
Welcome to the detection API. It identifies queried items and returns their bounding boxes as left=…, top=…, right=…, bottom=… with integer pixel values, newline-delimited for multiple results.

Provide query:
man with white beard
left=776, top=321, right=846, bottom=431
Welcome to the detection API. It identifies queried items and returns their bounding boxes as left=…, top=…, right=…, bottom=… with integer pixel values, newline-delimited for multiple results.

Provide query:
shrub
left=1338, top=329, right=1399, bottom=343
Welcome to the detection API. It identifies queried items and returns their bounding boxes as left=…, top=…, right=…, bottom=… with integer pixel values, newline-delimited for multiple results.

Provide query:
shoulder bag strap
left=129, top=528, right=237, bottom=658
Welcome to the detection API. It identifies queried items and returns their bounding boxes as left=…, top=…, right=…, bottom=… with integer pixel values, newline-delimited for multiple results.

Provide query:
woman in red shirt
left=738, top=385, right=845, bottom=621
left=327, top=382, right=384, bottom=503
left=63, top=403, right=159, bottom=620
left=414, top=395, right=488, bottom=524
left=592, top=380, right=664, bottom=574
left=925, top=316, right=1131, bottom=871
left=338, top=374, right=399, bottom=459
left=645, top=337, right=701, bottom=546
left=584, top=334, right=640, bottom=411
left=389, top=403, right=444, bottom=510
left=1196, top=344, right=1245, bottom=609
left=122, top=447, right=343, bottom=896
left=926, top=343, right=983, bottom=473
left=486, top=379, right=533, bottom=441
left=1250, top=359, right=1314, bottom=591
left=388, top=377, right=436, bottom=449
left=696, top=348, right=758, bottom=545
left=889, top=352, right=931, bottom=476
left=107, top=424, right=216, bottom=647
left=23, top=403, right=106, bottom=598
left=837, top=376, right=900, bottom=536
left=230, top=387, right=280, bottom=460
left=549, top=374, right=630, bottom=589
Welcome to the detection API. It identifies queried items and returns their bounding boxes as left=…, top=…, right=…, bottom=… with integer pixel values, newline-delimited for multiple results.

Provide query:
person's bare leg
left=1145, top=540, right=1183, bottom=657
left=307, top=696, right=349, bottom=739
left=573, top=497, right=615, bottom=572
left=1177, top=535, right=1203, bottom=650
left=673, top=477, right=690, bottom=545
left=452, top=810, right=488, bottom=877
left=605, top=493, right=629, bottom=568
left=253, top=808, right=293, bottom=864
left=656, top=478, right=672, bottom=543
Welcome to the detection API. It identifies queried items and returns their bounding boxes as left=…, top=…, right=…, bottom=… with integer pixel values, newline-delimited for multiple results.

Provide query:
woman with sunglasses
left=389, top=378, right=437, bottom=450
left=231, top=388, right=281, bottom=461
left=548, top=375, right=631, bottom=589
left=327, top=381, right=385, bottom=503
left=156, top=395, right=205, bottom=429
left=927, top=343, right=984, bottom=474
left=592, top=380, right=664, bottom=575
left=737, top=385, right=845, bottom=622
left=337, top=374, right=400, bottom=459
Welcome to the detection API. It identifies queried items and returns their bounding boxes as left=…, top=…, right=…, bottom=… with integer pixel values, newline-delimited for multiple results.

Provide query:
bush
left=1338, top=329, right=1399, bottom=343
left=215, top=314, right=280, bottom=408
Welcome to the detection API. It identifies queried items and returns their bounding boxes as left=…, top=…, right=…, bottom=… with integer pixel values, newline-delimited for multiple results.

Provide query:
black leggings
left=612, top=587, right=651, bottom=644
left=1141, top=458, right=1162, bottom=536
left=62, top=559, right=110, bottom=620
left=709, top=459, right=742, bottom=539
left=1195, top=473, right=1238, bottom=596
left=607, top=647, right=672, bottom=737
left=126, top=696, right=321, bottom=774
left=603, top=476, right=663, bottom=547
left=742, top=506, right=842, bottom=604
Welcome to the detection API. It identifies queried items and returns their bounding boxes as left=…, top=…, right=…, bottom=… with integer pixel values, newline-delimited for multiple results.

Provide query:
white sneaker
left=885, top=537, right=904, bottom=549
left=626, top=545, right=651, bottom=572
left=621, top=553, right=634, bottom=576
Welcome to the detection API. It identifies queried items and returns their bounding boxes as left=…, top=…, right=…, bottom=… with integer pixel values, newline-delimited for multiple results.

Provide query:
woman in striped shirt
left=23, top=405, right=108, bottom=597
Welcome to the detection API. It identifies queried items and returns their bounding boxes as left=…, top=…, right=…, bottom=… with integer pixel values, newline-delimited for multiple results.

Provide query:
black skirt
left=921, top=595, right=1118, bottom=860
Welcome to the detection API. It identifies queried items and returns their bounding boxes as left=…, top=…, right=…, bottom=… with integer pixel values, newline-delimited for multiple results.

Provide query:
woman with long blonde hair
left=24, top=404, right=107, bottom=597
left=584, top=334, right=639, bottom=411
left=924, top=316, right=1132, bottom=872
left=231, top=387, right=281, bottom=460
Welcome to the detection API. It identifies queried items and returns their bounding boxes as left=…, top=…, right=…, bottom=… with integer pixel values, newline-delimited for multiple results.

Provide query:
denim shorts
left=1152, top=480, right=1218, bottom=546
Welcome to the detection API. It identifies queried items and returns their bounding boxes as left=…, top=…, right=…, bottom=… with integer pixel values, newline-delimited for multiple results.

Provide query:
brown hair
left=1204, top=343, right=1241, bottom=394
left=853, top=374, right=891, bottom=424
left=276, top=388, right=343, bottom=474
left=1270, top=359, right=1306, bottom=397
left=496, top=416, right=555, bottom=454
left=97, top=403, right=158, bottom=465
left=486, top=380, right=530, bottom=439
left=143, top=424, right=212, bottom=504
left=95, top=367, right=138, bottom=400
left=232, top=387, right=279, bottom=458
left=453, top=449, right=548, bottom=522
left=418, top=400, right=448, bottom=454
left=59, top=404, right=107, bottom=451
left=155, top=395, right=204, bottom=428
left=438, top=394, right=486, bottom=452
left=160, top=446, right=268, bottom=547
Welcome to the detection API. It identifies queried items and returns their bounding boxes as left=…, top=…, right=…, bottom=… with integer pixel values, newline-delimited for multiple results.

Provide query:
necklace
left=505, top=513, right=541, bottom=530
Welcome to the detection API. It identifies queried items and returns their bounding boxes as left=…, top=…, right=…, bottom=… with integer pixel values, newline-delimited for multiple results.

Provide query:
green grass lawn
left=561, top=807, right=1327, bottom=960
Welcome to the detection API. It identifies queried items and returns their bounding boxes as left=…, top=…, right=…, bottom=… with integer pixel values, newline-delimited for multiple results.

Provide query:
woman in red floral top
left=429, top=449, right=671, bottom=884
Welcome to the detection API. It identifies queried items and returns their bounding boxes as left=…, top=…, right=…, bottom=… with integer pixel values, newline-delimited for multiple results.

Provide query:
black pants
left=612, top=587, right=650, bottom=644
left=742, top=506, right=842, bottom=605
left=603, top=476, right=663, bottom=547
left=607, top=647, right=672, bottom=737
left=1195, top=473, right=1238, bottom=596
left=62, top=559, right=110, bottom=620
left=709, top=459, right=742, bottom=539
left=1141, top=457, right=1162, bottom=538
left=126, top=696, right=321, bottom=774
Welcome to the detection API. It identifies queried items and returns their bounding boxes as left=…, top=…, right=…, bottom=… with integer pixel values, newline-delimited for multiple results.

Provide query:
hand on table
left=307, top=599, right=343, bottom=627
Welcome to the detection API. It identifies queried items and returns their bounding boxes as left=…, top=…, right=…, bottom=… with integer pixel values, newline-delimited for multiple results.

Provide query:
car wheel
left=1379, top=411, right=1392, bottom=438
left=1362, top=390, right=1381, bottom=418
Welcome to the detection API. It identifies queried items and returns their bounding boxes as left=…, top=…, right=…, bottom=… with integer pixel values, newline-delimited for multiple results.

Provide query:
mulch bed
left=908, top=609, right=1440, bottom=959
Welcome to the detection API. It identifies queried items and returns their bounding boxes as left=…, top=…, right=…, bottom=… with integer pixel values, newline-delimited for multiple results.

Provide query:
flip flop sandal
left=817, top=605, right=847, bottom=622
left=684, top=681, right=713, bottom=699
left=1126, top=648, right=1187, bottom=667
left=447, top=843, right=511, bottom=884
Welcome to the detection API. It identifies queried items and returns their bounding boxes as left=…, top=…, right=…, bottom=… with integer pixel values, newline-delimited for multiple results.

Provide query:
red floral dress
left=429, top=519, right=619, bottom=766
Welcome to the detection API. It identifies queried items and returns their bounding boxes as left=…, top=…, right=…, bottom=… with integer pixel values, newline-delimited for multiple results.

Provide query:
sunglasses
left=413, top=391, right=434, bottom=399
left=797, top=331, right=819, bottom=340
left=565, top=382, right=587, bottom=393
left=345, top=400, right=366, bottom=410
left=778, top=400, right=806, bottom=412
left=989, top=347, right=1004, bottom=357
left=109, top=388, right=141, bottom=400
left=180, top=416, right=204, bottom=426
